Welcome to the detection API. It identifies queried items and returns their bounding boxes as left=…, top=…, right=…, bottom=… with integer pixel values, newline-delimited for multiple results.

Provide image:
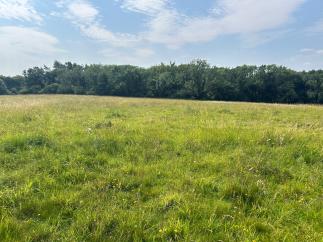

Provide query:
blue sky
left=0, top=0, right=322, bottom=75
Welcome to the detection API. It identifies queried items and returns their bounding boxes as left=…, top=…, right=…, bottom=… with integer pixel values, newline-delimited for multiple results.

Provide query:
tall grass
left=0, top=95, right=322, bottom=241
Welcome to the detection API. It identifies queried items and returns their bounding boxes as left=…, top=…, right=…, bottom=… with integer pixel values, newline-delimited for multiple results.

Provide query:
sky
left=0, top=0, right=322, bottom=76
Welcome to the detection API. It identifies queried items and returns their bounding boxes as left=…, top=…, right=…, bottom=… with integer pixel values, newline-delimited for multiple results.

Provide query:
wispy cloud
left=0, top=0, right=316, bottom=74
left=300, top=48, right=323, bottom=55
left=118, top=0, right=168, bottom=15
left=118, top=0, right=306, bottom=48
left=0, top=26, right=62, bottom=75
left=0, top=26, right=61, bottom=56
left=56, top=0, right=306, bottom=49
left=0, top=0, right=42, bottom=22
left=59, top=0, right=139, bottom=47
left=67, top=0, right=99, bottom=23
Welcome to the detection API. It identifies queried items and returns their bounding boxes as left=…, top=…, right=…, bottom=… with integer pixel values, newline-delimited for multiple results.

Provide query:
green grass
left=0, top=95, right=322, bottom=241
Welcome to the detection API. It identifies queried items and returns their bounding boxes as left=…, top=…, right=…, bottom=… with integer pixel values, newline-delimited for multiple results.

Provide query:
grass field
left=0, top=95, right=322, bottom=241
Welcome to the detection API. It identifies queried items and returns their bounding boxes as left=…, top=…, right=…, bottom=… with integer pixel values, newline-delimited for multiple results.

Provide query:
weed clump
left=223, top=182, right=265, bottom=206
left=160, top=194, right=182, bottom=212
left=2, top=135, right=52, bottom=153
left=258, top=165, right=293, bottom=183
left=194, top=178, right=219, bottom=197
left=158, top=219, right=188, bottom=241
left=292, top=145, right=322, bottom=164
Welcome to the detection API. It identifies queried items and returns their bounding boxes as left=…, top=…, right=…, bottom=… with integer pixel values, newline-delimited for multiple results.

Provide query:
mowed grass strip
left=0, top=95, right=322, bottom=241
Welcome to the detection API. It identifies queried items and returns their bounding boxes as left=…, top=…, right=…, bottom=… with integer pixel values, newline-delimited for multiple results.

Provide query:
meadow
left=0, top=95, right=322, bottom=241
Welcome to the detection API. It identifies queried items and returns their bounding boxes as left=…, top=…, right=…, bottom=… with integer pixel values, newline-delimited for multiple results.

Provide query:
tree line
left=0, top=60, right=322, bottom=104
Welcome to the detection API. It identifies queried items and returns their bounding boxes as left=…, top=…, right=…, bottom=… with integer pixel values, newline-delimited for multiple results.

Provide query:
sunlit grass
left=0, top=95, right=322, bottom=241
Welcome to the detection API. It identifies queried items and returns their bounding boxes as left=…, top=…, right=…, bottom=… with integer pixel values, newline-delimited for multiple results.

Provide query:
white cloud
left=58, top=0, right=305, bottom=49
left=215, top=0, right=304, bottom=34
left=53, top=0, right=306, bottom=66
left=67, top=0, right=98, bottom=24
left=300, top=48, right=323, bottom=55
left=0, top=26, right=62, bottom=75
left=118, top=0, right=305, bottom=48
left=59, top=0, right=139, bottom=47
left=0, top=0, right=42, bottom=22
left=119, top=0, right=168, bottom=15
left=0, top=0, right=310, bottom=74
left=300, top=48, right=314, bottom=53
left=79, top=24, right=140, bottom=47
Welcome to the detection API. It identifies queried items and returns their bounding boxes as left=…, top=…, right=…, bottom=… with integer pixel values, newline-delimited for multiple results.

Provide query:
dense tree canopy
left=1, top=60, right=322, bottom=104
left=0, top=78, right=9, bottom=95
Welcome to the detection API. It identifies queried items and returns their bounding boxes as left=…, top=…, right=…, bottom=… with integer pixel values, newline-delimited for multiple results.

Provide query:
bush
left=40, top=83, right=59, bottom=94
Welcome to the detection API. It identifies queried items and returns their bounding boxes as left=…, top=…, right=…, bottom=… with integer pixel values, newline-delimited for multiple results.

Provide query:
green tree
left=1, top=60, right=322, bottom=104
left=0, top=79, right=9, bottom=95
left=95, top=72, right=109, bottom=95
left=185, top=60, right=210, bottom=99
left=23, top=67, right=46, bottom=93
left=305, top=71, right=323, bottom=103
